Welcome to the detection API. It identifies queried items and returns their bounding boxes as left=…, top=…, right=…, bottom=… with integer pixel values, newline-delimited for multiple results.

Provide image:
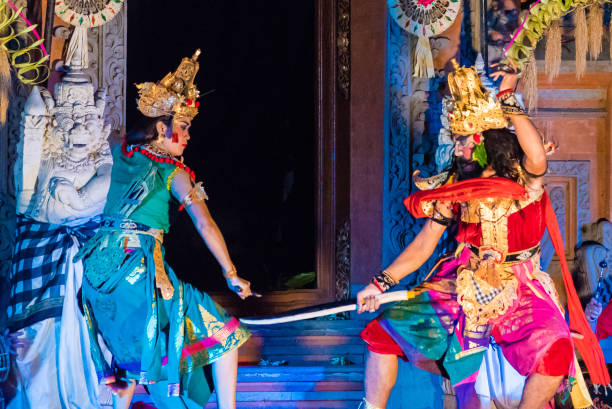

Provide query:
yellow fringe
left=544, top=20, right=562, bottom=82
left=413, top=35, right=434, bottom=78
left=0, top=0, right=49, bottom=85
left=575, top=7, right=588, bottom=79
left=523, top=51, right=538, bottom=113
left=588, top=3, right=603, bottom=61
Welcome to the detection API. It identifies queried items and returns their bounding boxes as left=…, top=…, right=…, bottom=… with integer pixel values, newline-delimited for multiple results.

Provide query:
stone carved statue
left=15, top=70, right=112, bottom=225
left=6, top=37, right=112, bottom=409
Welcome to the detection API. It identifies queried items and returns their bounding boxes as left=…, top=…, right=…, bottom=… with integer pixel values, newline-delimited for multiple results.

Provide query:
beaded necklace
left=121, top=140, right=196, bottom=180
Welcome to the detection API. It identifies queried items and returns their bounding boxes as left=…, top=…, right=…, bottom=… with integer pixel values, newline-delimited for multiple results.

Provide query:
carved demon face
left=49, top=81, right=109, bottom=162
left=53, top=111, right=104, bottom=161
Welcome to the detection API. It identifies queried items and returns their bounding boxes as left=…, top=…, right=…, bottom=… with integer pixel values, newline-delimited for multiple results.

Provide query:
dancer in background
left=76, top=50, right=255, bottom=409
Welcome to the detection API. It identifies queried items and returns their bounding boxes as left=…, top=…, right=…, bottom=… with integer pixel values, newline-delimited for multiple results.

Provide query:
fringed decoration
left=522, top=51, right=538, bottom=113
left=544, top=20, right=562, bottom=82
left=414, top=35, right=434, bottom=78
left=588, top=3, right=603, bottom=61
left=575, top=7, right=588, bottom=79
left=65, top=25, right=89, bottom=69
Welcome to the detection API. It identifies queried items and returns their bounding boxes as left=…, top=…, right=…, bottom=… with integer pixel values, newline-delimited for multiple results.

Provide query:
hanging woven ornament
left=55, top=0, right=124, bottom=28
left=544, top=20, right=562, bottom=81
left=0, top=0, right=49, bottom=123
left=55, top=0, right=124, bottom=69
left=522, top=51, right=538, bottom=113
left=587, top=3, right=603, bottom=61
left=388, top=0, right=461, bottom=77
left=575, top=7, right=588, bottom=79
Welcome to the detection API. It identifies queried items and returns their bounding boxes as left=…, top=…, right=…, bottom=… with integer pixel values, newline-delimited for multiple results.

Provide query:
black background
left=127, top=1, right=316, bottom=293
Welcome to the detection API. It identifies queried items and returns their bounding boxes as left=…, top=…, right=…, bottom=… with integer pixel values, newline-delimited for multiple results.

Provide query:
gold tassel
left=610, top=9, right=612, bottom=64
left=522, top=51, right=538, bottom=113
left=414, top=35, right=435, bottom=77
left=588, top=3, right=603, bottom=61
left=545, top=20, right=562, bottom=81
left=575, top=7, right=588, bottom=79
left=153, top=239, right=174, bottom=300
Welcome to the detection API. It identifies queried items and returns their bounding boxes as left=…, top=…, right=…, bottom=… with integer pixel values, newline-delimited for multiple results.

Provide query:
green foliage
left=473, top=142, right=488, bottom=168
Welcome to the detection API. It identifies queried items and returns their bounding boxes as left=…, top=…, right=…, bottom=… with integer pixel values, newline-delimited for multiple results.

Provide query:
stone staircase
left=131, top=319, right=368, bottom=408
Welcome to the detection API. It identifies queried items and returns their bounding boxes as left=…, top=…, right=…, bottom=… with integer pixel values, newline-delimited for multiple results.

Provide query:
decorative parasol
left=388, top=0, right=461, bottom=77
left=55, top=0, right=124, bottom=28
left=54, top=0, right=124, bottom=69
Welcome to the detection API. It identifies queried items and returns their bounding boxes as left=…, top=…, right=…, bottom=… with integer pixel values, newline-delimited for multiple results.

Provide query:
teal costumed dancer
left=75, top=50, right=254, bottom=409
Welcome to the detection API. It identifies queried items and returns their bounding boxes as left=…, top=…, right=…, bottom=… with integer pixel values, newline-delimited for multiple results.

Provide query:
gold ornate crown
left=447, top=59, right=507, bottom=135
left=136, top=50, right=201, bottom=120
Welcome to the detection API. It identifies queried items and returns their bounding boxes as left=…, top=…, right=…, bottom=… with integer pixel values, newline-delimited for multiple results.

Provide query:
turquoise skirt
left=78, top=231, right=250, bottom=406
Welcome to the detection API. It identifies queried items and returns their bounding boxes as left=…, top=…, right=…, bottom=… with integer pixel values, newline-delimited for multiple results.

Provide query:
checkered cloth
left=472, top=277, right=501, bottom=305
left=7, top=214, right=98, bottom=331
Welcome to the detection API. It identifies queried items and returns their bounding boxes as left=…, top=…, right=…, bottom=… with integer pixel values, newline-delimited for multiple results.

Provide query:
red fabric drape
left=403, top=177, right=610, bottom=386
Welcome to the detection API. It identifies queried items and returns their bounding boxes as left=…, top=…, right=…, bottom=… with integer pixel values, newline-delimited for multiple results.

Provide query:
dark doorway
left=127, top=1, right=316, bottom=294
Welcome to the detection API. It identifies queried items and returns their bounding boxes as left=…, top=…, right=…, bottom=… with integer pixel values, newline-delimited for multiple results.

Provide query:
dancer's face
left=453, top=134, right=475, bottom=160
left=157, top=118, right=192, bottom=157
left=453, top=134, right=482, bottom=180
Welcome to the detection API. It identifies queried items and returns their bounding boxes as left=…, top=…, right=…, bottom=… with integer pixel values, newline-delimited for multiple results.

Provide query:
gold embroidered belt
left=466, top=244, right=540, bottom=265
left=101, top=218, right=174, bottom=300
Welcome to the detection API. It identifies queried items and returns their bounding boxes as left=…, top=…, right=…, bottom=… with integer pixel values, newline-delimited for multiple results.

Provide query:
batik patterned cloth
left=7, top=214, right=98, bottom=331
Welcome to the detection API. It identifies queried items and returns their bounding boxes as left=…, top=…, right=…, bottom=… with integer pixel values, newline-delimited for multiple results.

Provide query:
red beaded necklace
left=121, top=140, right=196, bottom=180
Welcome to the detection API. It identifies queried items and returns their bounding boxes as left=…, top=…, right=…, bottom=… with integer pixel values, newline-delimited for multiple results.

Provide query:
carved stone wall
left=85, top=7, right=127, bottom=139
left=0, top=6, right=127, bottom=324
left=546, top=160, right=591, bottom=255
left=383, top=19, right=451, bottom=285
left=384, top=19, right=415, bottom=268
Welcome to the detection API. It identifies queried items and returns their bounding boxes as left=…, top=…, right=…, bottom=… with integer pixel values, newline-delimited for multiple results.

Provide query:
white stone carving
left=0, top=4, right=126, bottom=285
left=15, top=66, right=112, bottom=224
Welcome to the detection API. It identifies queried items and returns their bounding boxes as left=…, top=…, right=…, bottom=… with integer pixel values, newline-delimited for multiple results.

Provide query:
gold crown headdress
left=447, top=59, right=507, bottom=135
left=136, top=50, right=201, bottom=120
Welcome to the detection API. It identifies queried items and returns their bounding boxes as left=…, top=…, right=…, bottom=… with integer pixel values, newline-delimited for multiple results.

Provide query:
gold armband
left=180, top=182, right=209, bottom=207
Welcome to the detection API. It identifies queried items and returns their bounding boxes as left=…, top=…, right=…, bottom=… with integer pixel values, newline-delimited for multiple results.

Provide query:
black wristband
left=371, top=270, right=398, bottom=293
left=429, top=216, right=453, bottom=227
left=520, top=158, right=547, bottom=178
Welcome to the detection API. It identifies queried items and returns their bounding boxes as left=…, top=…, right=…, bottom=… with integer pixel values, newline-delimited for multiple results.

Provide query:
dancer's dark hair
left=483, top=128, right=523, bottom=181
left=125, top=115, right=173, bottom=145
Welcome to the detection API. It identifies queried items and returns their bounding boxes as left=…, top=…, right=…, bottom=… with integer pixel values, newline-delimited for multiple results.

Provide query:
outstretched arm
left=171, top=169, right=253, bottom=299
left=357, top=217, right=448, bottom=313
